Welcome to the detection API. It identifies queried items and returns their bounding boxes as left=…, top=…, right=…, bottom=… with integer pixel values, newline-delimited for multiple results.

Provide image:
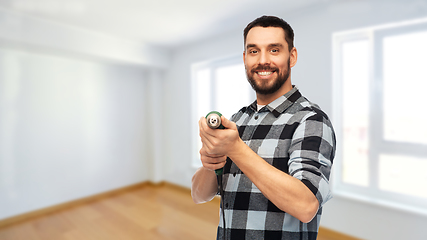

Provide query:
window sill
left=333, top=190, right=427, bottom=217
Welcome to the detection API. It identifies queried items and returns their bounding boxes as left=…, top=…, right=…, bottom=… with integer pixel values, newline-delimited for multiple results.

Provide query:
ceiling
left=0, top=0, right=332, bottom=47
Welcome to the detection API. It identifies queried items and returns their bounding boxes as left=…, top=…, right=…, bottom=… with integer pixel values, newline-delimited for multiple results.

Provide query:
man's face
left=244, top=27, right=295, bottom=95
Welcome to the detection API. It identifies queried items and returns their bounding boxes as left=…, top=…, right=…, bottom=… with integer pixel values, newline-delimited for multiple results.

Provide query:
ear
left=290, top=47, right=298, bottom=68
left=243, top=51, right=246, bottom=65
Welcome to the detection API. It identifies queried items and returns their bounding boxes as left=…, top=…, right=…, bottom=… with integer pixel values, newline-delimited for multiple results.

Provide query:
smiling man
left=191, top=16, right=336, bottom=240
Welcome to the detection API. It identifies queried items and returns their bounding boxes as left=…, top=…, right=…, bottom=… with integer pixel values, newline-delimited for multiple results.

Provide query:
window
left=191, top=56, right=254, bottom=168
left=333, top=19, right=427, bottom=213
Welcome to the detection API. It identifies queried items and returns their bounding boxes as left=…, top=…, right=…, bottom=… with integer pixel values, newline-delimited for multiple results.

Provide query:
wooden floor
left=0, top=183, right=359, bottom=240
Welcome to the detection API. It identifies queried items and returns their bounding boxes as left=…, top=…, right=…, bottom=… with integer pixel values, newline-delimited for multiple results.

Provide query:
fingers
left=199, top=117, right=212, bottom=138
left=199, top=117, right=219, bottom=153
left=199, top=115, right=237, bottom=156
left=199, top=116, right=226, bottom=171
left=199, top=119, right=211, bottom=151
left=203, top=161, right=226, bottom=171
left=220, top=116, right=237, bottom=130
left=199, top=146, right=224, bottom=158
left=200, top=149, right=227, bottom=171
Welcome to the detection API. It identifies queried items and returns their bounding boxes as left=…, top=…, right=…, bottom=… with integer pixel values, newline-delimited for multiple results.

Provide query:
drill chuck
left=206, top=111, right=225, bottom=129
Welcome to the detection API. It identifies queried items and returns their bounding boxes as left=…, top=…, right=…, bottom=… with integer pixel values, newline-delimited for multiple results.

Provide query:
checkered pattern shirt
left=216, top=86, right=336, bottom=240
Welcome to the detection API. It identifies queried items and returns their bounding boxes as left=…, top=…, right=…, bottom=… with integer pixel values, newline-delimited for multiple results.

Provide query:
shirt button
left=254, top=115, right=259, bottom=120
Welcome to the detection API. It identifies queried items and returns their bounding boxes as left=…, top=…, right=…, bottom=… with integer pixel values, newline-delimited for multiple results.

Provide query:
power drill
left=206, top=111, right=225, bottom=175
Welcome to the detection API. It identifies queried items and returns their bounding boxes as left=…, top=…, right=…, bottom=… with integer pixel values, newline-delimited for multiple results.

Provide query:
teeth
left=258, top=71, right=273, bottom=76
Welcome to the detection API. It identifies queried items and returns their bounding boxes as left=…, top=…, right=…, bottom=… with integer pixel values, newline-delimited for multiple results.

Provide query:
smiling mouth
left=257, top=71, right=274, bottom=76
left=252, top=65, right=278, bottom=77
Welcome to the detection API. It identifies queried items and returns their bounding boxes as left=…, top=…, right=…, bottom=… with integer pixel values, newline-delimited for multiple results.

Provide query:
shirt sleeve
left=288, top=109, right=336, bottom=208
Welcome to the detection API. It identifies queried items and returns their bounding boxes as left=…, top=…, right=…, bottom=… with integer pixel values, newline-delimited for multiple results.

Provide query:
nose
left=259, top=51, right=270, bottom=65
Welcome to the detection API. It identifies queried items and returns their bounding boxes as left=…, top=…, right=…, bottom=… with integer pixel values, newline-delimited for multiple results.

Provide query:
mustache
left=250, top=65, right=279, bottom=73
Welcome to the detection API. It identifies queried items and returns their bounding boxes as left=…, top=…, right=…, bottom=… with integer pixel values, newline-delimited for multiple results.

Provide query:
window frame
left=332, top=20, right=427, bottom=215
left=190, top=55, right=254, bottom=169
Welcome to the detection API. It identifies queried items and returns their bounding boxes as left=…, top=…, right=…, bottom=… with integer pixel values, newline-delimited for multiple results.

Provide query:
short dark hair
left=243, top=15, right=294, bottom=51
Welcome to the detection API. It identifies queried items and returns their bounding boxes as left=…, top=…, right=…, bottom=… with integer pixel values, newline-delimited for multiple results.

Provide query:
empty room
left=1, top=0, right=427, bottom=239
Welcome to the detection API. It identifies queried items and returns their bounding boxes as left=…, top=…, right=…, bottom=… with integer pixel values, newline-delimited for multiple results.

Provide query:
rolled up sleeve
left=288, top=110, right=336, bottom=208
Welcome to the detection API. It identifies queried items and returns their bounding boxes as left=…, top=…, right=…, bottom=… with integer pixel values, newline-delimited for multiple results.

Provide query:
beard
left=245, top=57, right=290, bottom=95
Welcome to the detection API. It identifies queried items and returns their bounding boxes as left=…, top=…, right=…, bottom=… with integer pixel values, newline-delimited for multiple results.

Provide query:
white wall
left=0, top=9, right=167, bottom=220
left=163, top=0, right=427, bottom=239
left=0, top=48, right=151, bottom=220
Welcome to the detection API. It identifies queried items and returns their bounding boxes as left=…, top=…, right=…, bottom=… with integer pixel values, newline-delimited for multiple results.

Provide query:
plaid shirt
left=217, top=86, right=336, bottom=240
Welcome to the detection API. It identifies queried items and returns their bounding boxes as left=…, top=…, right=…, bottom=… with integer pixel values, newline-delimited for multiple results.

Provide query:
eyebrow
left=245, top=43, right=284, bottom=49
left=246, top=44, right=257, bottom=49
left=269, top=43, right=284, bottom=48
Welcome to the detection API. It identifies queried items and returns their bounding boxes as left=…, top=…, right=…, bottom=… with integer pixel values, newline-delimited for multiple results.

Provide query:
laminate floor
left=0, top=183, right=356, bottom=240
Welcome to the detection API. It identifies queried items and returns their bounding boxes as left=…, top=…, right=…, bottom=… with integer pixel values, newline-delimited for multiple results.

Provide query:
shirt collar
left=248, top=85, right=302, bottom=118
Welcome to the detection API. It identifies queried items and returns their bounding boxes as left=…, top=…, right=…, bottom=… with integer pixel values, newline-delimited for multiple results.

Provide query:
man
left=191, top=16, right=336, bottom=240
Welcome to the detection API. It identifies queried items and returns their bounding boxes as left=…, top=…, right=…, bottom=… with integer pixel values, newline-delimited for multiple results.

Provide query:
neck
left=256, top=80, right=293, bottom=105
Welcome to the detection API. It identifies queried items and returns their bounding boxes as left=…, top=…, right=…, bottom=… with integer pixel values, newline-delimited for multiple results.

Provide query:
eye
left=271, top=49, right=279, bottom=53
left=250, top=50, right=258, bottom=54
